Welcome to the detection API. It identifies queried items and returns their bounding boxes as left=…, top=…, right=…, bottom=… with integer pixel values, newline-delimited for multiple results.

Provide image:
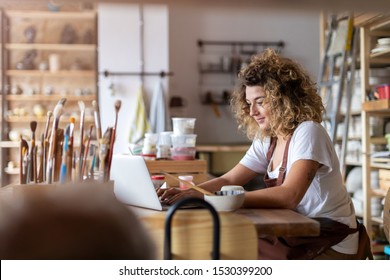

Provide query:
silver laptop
left=110, top=154, right=165, bottom=211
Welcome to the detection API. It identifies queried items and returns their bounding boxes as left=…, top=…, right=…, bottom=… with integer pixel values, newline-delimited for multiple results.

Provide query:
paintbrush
left=106, top=100, right=122, bottom=179
left=92, top=100, right=102, bottom=141
left=100, top=128, right=112, bottom=182
left=81, top=124, right=94, bottom=180
left=42, top=110, right=52, bottom=181
left=29, top=121, right=37, bottom=182
left=78, top=100, right=85, bottom=181
left=89, top=144, right=97, bottom=179
left=60, top=125, right=70, bottom=184
left=46, top=98, right=66, bottom=183
left=19, top=135, right=29, bottom=184
left=53, top=129, right=64, bottom=182
left=37, top=133, right=44, bottom=182
left=67, top=117, right=75, bottom=182
left=161, top=171, right=215, bottom=196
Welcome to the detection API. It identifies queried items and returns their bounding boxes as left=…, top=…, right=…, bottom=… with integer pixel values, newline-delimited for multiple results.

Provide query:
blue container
left=385, top=245, right=390, bottom=260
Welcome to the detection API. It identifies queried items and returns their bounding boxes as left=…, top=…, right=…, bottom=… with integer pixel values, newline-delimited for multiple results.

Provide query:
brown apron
left=258, top=137, right=360, bottom=260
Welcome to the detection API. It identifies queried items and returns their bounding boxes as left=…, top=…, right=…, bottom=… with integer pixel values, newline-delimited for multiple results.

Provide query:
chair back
left=142, top=202, right=258, bottom=260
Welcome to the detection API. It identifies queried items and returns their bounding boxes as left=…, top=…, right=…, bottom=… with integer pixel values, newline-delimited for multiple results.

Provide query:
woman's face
left=245, top=86, right=270, bottom=130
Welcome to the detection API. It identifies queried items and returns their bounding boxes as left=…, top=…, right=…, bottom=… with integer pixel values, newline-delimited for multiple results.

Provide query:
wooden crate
left=379, top=169, right=390, bottom=192
left=145, top=160, right=208, bottom=187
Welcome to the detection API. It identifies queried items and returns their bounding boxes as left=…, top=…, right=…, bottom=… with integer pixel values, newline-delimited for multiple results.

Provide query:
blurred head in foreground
left=0, top=184, right=155, bottom=260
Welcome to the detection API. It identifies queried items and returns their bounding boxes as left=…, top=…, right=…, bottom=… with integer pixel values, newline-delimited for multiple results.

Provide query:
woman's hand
left=157, top=187, right=203, bottom=205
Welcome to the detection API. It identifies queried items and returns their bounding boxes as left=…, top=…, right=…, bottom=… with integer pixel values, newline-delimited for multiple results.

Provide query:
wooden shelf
left=5, top=95, right=96, bottom=102
left=6, top=70, right=96, bottom=77
left=371, top=50, right=390, bottom=59
left=370, top=137, right=387, bottom=145
left=359, top=13, right=390, bottom=239
left=371, top=188, right=388, bottom=197
left=346, top=161, right=362, bottom=166
left=5, top=116, right=94, bottom=123
left=6, top=43, right=96, bottom=51
left=6, top=10, right=96, bottom=19
left=4, top=167, right=19, bottom=175
left=1, top=8, right=98, bottom=187
left=362, top=99, right=390, bottom=113
left=371, top=216, right=384, bottom=224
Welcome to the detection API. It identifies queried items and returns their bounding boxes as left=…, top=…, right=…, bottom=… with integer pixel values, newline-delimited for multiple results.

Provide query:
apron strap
left=276, top=137, right=291, bottom=185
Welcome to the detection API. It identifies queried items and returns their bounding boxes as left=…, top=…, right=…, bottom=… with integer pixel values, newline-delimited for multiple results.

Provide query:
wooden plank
left=379, top=169, right=390, bottom=179
left=6, top=43, right=96, bottom=51
left=6, top=10, right=96, bottom=19
left=5, top=95, right=96, bottom=102
left=133, top=206, right=320, bottom=238
left=235, top=208, right=320, bottom=237
left=145, top=160, right=207, bottom=174
left=5, top=116, right=95, bottom=123
left=362, top=99, right=390, bottom=112
left=6, top=70, right=96, bottom=77
left=354, top=13, right=383, bottom=27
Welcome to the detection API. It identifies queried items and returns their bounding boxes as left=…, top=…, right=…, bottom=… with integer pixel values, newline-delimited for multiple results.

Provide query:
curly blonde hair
left=231, top=48, right=324, bottom=140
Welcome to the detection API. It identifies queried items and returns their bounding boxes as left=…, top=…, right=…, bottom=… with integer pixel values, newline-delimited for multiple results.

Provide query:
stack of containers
left=171, top=118, right=197, bottom=160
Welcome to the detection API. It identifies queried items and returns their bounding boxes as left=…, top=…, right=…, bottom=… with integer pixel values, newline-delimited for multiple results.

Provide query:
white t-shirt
left=240, top=121, right=358, bottom=254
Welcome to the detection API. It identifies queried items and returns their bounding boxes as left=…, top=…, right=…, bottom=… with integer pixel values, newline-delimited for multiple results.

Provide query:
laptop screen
left=110, top=154, right=163, bottom=211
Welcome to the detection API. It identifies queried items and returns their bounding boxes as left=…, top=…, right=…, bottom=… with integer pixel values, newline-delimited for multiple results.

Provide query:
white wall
left=168, top=4, right=321, bottom=144
left=98, top=3, right=320, bottom=150
left=98, top=3, right=169, bottom=153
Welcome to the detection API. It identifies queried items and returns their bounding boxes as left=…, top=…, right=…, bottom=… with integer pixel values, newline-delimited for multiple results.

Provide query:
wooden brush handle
left=161, top=171, right=215, bottom=196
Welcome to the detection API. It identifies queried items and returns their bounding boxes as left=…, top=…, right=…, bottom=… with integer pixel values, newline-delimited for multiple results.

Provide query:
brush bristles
left=47, top=111, right=53, bottom=117
left=78, top=100, right=85, bottom=111
left=115, top=100, right=122, bottom=111
left=30, top=121, right=37, bottom=131
left=58, top=98, right=67, bottom=106
left=70, top=117, right=75, bottom=124
left=92, top=100, right=98, bottom=109
left=53, top=103, right=63, bottom=118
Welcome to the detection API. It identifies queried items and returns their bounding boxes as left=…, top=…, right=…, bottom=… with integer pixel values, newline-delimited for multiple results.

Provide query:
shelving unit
left=358, top=15, right=390, bottom=241
left=197, top=40, right=284, bottom=105
left=0, top=8, right=98, bottom=187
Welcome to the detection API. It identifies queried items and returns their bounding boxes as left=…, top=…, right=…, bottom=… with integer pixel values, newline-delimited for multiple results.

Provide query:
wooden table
left=235, top=208, right=320, bottom=237
left=131, top=206, right=320, bottom=237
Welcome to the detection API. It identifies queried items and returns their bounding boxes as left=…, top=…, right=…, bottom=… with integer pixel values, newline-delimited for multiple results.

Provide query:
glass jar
left=142, top=133, right=158, bottom=159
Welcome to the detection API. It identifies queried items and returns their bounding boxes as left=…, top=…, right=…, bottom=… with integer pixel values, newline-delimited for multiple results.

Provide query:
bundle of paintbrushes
left=18, top=98, right=121, bottom=185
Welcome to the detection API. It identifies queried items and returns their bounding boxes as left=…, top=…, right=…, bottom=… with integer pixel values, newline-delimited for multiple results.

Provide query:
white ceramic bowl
left=204, top=187, right=245, bottom=212
left=221, top=185, right=245, bottom=192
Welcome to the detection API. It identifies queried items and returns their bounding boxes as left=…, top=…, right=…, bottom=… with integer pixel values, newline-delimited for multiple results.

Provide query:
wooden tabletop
left=235, top=208, right=320, bottom=237
left=130, top=206, right=320, bottom=237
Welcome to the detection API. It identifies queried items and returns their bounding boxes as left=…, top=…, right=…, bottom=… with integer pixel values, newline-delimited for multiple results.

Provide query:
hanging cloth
left=128, top=86, right=150, bottom=144
left=149, top=80, right=171, bottom=133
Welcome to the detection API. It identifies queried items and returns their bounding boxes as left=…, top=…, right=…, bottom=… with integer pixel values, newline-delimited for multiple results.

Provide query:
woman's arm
left=197, top=163, right=260, bottom=192
left=158, top=163, right=259, bottom=205
left=243, top=159, right=320, bottom=209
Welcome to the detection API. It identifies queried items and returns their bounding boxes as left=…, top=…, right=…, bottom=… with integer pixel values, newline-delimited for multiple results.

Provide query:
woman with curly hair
left=159, top=49, right=361, bottom=260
